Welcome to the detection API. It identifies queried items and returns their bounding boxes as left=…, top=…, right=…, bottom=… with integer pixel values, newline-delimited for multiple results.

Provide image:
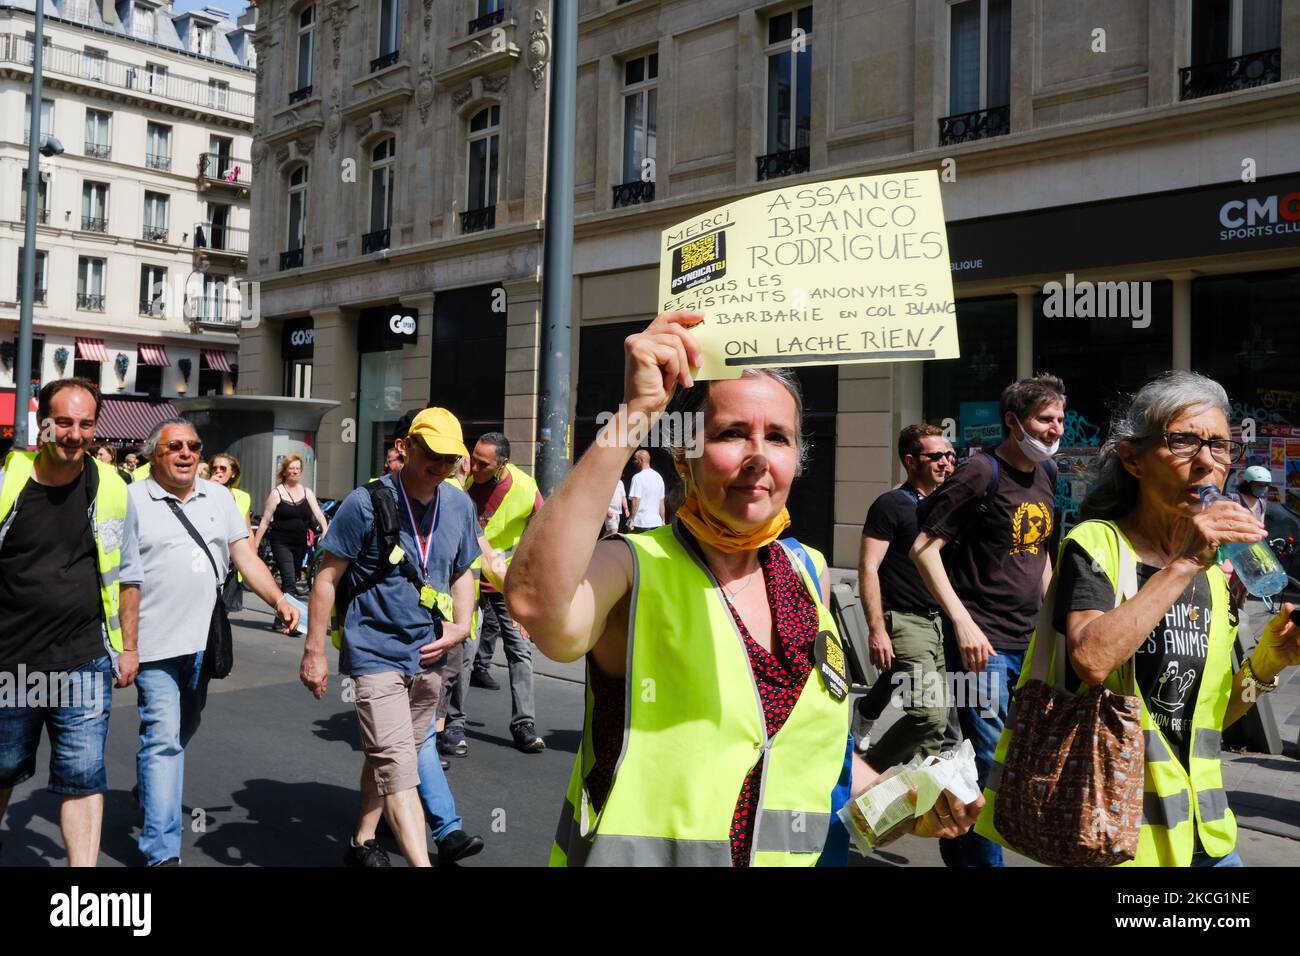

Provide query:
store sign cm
left=1219, top=191, right=1300, bottom=240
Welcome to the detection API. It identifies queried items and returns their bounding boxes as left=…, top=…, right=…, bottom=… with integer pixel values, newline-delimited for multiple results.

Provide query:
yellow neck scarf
left=674, top=487, right=790, bottom=554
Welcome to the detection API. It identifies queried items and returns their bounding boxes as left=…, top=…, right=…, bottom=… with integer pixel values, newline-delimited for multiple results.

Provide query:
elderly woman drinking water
left=506, top=312, right=982, bottom=866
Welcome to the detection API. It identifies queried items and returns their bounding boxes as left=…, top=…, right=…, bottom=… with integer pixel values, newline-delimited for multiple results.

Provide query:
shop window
left=923, top=295, right=1017, bottom=452
left=135, top=363, right=162, bottom=396
left=1191, top=269, right=1300, bottom=513
left=429, top=284, right=506, bottom=441
left=73, top=360, right=101, bottom=385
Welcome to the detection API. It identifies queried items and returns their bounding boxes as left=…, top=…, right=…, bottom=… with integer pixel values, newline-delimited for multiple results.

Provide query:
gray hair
left=142, top=417, right=196, bottom=461
left=1079, top=371, right=1230, bottom=521
left=665, top=367, right=810, bottom=475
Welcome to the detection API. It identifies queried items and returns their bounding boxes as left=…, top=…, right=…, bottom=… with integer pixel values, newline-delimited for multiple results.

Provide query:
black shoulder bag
left=163, top=498, right=235, bottom=679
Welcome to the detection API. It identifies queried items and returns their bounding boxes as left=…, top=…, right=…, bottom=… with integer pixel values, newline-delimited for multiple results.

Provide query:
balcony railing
left=140, top=297, right=165, bottom=316
left=468, top=7, right=505, bottom=34
left=145, top=152, right=171, bottom=171
left=1179, top=47, right=1282, bottom=100
left=361, top=228, right=390, bottom=253
left=612, top=179, right=656, bottom=208
left=755, top=146, right=810, bottom=181
left=185, top=294, right=243, bottom=328
left=289, top=84, right=314, bottom=104
left=194, top=222, right=250, bottom=256
left=16, top=288, right=47, bottom=306
left=142, top=225, right=169, bottom=242
left=370, top=50, right=400, bottom=72
left=938, top=104, right=1010, bottom=145
left=198, top=153, right=251, bottom=187
left=77, top=293, right=105, bottom=311
left=461, top=205, right=496, bottom=233
left=280, top=247, right=304, bottom=270
left=84, top=141, right=111, bottom=159
left=81, top=216, right=108, bottom=232
left=0, top=34, right=254, bottom=117
left=20, top=206, right=49, bottom=224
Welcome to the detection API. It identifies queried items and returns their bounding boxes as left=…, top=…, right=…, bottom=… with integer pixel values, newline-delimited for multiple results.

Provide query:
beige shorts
left=352, top=670, right=442, bottom=796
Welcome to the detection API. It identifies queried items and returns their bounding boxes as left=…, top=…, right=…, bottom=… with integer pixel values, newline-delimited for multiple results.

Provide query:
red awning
left=138, top=344, right=171, bottom=367
left=96, top=399, right=179, bottom=441
left=0, top=390, right=14, bottom=428
left=76, top=337, right=108, bottom=362
left=202, top=349, right=233, bottom=372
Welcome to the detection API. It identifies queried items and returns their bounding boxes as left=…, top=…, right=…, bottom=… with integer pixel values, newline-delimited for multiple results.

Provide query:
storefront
left=925, top=172, right=1300, bottom=529
left=354, top=304, right=418, bottom=487
left=281, top=316, right=314, bottom=399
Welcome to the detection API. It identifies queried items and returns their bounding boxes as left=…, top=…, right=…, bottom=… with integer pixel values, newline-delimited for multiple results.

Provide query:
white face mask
left=1015, top=419, right=1059, bottom=463
left=1250, top=483, right=1269, bottom=499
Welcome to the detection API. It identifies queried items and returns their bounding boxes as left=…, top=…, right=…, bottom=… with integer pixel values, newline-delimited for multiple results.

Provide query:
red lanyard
left=394, top=476, right=438, bottom=578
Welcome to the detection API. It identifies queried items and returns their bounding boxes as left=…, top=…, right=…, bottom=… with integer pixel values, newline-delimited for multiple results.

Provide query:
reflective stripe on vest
left=551, top=522, right=848, bottom=867
left=977, top=518, right=1237, bottom=867
left=0, top=451, right=127, bottom=654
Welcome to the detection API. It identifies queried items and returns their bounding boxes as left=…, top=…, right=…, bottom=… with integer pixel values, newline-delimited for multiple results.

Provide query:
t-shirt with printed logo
left=918, top=451, right=1056, bottom=651
left=1054, top=542, right=1210, bottom=769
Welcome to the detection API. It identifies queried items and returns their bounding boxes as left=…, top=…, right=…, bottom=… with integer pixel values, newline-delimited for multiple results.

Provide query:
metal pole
left=535, top=0, right=578, bottom=496
left=15, top=3, right=46, bottom=450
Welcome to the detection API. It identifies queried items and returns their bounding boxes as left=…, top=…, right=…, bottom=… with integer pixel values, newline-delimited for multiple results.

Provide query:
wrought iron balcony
left=140, top=297, right=164, bottom=315
left=289, top=83, right=314, bottom=104
left=755, top=146, right=810, bottom=182
left=84, top=141, right=111, bottom=159
left=461, top=205, right=496, bottom=234
left=938, top=104, right=1010, bottom=145
left=77, top=293, right=105, bottom=310
left=361, top=228, right=390, bottom=253
left=468, top=7, right=505, bottom=34
left=194, top=222, right=250, bottom=256
left=81, top=216, right=108, bottom=232
left=280, top=248, right=304, bottom=270
left=612, top=179, right=656, bottom=208
left=20, top=206, right=49, bottom=224
left=185, top=295, right=242, bottom=328
left=145, top=152, right=171, bottom=171
left=142, top=225, right=168, bottom=242
left=198, top=152, right=250, bottom=187
left=1179, top=47, right=1281, bottom=100
left=370, top=50, right=400, bottom=72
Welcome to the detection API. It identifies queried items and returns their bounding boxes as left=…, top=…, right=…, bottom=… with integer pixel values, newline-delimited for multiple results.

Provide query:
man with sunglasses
left=853, top=424, right=956, bottom=767
left=301, top=408, right=479, bottom=867
left=119, top=419, right=300, bottom=866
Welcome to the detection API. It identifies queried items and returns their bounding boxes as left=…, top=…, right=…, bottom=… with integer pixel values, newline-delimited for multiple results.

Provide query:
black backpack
left=333, top=480, right=444, bottom=638
left=916, top=450, right=1060, bottom=558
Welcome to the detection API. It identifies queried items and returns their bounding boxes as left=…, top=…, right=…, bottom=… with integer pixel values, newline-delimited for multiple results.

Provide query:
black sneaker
left=470, top=669, right=500, bottom=690
left=436, top=830, right=484, bottom=866
left=512, top=722, right=546, bottom=753
left=437, top=734, right=468, bottom=757
left=344, top=838, right=391, bottom=867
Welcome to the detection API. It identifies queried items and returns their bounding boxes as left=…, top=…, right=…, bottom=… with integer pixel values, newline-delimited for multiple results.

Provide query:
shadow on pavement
left=0, top=788, right=65, bottom=866
left=311, top=711, right=361, bottom=751
left=195, top=778, right=358, bottom=866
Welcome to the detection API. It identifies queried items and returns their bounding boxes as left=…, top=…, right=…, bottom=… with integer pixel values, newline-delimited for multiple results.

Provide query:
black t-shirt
left=862, top=485, right=937, bottom=613
left=919, top=452, right=1055, bottom=651
left=0, top=465, right=105, bottom=671
left=1053, top=541, right=1210, bottom=769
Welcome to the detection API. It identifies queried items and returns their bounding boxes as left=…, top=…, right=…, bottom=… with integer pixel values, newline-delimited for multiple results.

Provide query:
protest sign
left=658, top=171, right=959, bottom=380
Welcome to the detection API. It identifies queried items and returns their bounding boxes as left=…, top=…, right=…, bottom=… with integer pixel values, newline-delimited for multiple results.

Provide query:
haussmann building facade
left=239, top=0, right=1300, bottom=568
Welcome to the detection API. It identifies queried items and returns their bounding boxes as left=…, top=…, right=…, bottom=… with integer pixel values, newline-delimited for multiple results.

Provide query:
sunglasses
left=918, top=451, right=957, bottom=462
left=163, top=440, right=203, bottom=454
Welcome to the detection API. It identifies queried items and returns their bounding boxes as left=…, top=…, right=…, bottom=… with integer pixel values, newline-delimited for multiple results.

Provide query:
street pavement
left=3, top=595, right=1298, bottom=867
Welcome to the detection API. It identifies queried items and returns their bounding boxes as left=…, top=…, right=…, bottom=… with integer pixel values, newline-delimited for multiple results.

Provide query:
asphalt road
left=4, top=596, right=1298, bottom=867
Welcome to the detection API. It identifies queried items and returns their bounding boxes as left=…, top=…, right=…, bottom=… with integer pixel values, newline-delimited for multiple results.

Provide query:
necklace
left=1186, top=574, right=1200, bottom=624
left=718, top=566, right=759, bottom=601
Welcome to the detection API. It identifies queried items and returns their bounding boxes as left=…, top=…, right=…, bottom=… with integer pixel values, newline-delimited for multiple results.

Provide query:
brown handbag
left=993, top=522, right=1146, bottom=867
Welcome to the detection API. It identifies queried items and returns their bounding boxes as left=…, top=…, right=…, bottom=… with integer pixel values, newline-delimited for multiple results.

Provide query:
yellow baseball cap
left=407, top=407, right=469, bottom=458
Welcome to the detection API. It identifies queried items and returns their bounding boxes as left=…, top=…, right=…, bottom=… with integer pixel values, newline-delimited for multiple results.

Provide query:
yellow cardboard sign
left=658, top=170, right=959, bottom=380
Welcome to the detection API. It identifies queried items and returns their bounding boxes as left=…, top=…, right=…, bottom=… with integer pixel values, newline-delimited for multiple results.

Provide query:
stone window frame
left=465, top=103, right=502, bottom=213
left=367, top=135, right=398, bottom=234
left=286, top=162, right=310, bottom=252
left=762, top=3, right=814, bottom=156
left=619, top=49, right=658, bottom=186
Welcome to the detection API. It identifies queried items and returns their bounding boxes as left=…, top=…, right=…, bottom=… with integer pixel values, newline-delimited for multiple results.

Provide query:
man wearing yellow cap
left=300, top=408, right=480, bottom=867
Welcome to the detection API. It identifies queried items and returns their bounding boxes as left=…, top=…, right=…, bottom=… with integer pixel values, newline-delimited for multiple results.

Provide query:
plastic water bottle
left=1197, top=486, right=1288, bottom=598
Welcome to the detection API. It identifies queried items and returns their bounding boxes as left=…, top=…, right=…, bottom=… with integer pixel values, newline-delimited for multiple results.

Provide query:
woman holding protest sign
left=506, top=312, right=982, bottom=866
left=978, top=371, right=1300, bottom=866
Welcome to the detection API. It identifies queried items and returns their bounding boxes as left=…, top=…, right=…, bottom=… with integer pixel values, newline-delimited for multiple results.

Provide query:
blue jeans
left=135, top=651, right=209, bottom=866
left=417, top=720, right=462, bottom=842
left=939, top=637, right=1024, bottom=868
left=0, top=656, right=113, bottom=795
left=1192, top=849, right=1244, bottom=867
